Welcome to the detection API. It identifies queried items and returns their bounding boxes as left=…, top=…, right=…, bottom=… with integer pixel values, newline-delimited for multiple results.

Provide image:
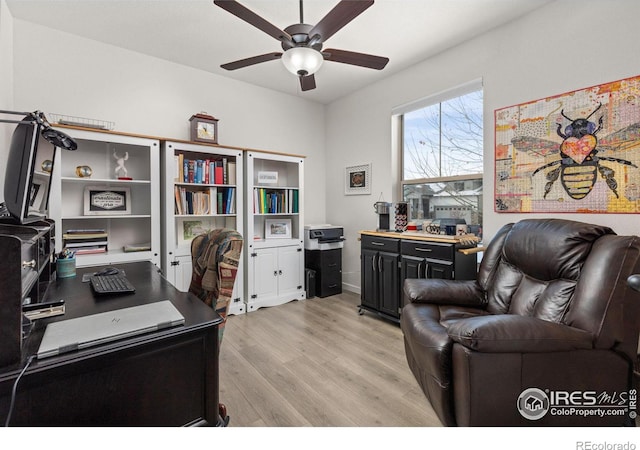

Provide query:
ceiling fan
left=214, top=0, right=389, bottom=91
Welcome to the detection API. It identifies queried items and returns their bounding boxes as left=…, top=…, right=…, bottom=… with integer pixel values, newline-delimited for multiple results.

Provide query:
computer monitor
left=1, top=111, right=77, bottom=224
left=3, top=118, right=51, bottom=223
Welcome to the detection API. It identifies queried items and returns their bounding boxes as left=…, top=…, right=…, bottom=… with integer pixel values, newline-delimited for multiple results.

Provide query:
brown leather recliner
left=401, top=218, right=640, bottom=426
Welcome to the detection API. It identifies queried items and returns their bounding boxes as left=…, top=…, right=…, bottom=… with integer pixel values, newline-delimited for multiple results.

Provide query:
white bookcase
left=245, top=151, right=305, bottom=311
left=160, top=141, right=245, bottom=315
left=49, top=127, right=161, bottom=268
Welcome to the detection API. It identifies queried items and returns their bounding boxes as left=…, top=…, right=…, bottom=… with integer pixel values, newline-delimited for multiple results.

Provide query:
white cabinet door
left=248, top=247, right=279, bottom=311
left=172, top=254, right=192, bottom=292
left=277, top=245, right=304, bottom=299
left=247, top=245, right=305, bottom=311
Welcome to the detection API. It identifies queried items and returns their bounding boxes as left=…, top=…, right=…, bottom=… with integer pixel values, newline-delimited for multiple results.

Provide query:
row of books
left=62, top=228, right=108, bottom=255
left=253, top=188, right=299, bottom=214
left=175, top=154, right=236, bottom=185
left=174, top=186, right=236, bottom=215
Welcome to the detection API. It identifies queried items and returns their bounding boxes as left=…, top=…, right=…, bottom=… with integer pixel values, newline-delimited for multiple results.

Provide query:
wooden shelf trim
left=53, top=124, right=306, bottom=159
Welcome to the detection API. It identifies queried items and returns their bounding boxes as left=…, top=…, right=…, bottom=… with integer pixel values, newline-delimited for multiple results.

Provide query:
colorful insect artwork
left=494, top=74, right=640, bottom=213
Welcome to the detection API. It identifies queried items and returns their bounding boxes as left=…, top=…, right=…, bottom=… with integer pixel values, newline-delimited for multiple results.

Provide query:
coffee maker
left=373, top=201, right=392, bottom=231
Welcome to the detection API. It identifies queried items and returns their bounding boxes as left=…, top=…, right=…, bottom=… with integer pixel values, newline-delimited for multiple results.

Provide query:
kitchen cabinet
left=360, top=231, right=478, bottom=322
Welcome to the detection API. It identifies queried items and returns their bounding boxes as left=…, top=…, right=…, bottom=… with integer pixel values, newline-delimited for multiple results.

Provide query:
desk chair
left=189, top=228, right=243, bottom=426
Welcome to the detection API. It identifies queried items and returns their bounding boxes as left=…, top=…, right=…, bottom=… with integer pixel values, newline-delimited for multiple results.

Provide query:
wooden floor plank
left=219, top=291, right=442, bottom=427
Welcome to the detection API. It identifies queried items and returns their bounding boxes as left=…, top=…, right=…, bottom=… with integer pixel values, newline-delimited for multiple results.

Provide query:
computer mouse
left=95, top=267, right=119, bottom=276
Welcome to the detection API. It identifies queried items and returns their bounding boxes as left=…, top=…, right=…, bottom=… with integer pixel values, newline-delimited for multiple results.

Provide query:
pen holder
left=57, top=256, right=76, bottom=278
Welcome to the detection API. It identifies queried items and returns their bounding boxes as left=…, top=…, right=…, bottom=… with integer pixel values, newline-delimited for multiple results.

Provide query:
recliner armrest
left=447, top=315, right=594, bottom=352
left=403, top=279, right=486, bottom=308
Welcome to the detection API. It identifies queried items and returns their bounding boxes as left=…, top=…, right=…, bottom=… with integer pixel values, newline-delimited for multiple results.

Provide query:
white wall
left=9, top=18, right=326, bottom=224
left=0, top=0, right=14, bottom=202
left=327, top=0, right=640, bottom=293
left=6, top=1, right=640, bottom=295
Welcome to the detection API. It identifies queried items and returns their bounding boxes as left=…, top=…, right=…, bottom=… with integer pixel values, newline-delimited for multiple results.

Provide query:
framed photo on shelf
left=176, top=219, right=211, bottom=246
left=265, top=218, right=292, bottom=239
left=345, top=163, right=371, bottom=195
left=83, top=186, right=131, bottom=215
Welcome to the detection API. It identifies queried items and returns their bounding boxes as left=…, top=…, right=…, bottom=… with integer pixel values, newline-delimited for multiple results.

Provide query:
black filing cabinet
left=305, top=248, right=342, bottom=298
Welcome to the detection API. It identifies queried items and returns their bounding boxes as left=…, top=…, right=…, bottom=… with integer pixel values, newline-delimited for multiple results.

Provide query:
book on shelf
left=177, top=154, right=184, bottom=182
left=73, top=246, right=107, bottom=255
left=214, top=162, right=224, bottom=185
left=217, top=191, right=223, bottom=214
left=174, top=154, right=180, bottom=182
left=174, top=186, right=183, bottom=215
left=196, top=160, right=203, bottom=184
left=227, top=161, right=236, bottom=185
left=176, top=154, right=235, bottom=185
left=123, top=242, right=151, bottom=252
left=187, top=160, right=195, bottom=183
left=174, top=186, right=213, bottom=215
left=226, top=188, right=235, bottom=214
left=204, top=159, right=210, bottom=184
left=65, top=228, right=105, bottom=234
left=252, top=188, right=298, bottom=214
left=64, top=239, right=108, bottom=248
left=63, top=231, right=108, bottom=240
left=222, top=158, right=228, bottom=185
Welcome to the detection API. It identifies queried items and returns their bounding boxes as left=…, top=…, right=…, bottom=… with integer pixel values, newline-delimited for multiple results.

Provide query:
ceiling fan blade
left=308, top=0, right=374, bottom=44
left=300, top=74, right=316, bottom=91
left=221, top=52, right=282, bottom=70
left=323, top=48, right=389, bottom=70
left=214, top=0, right=292, bottom=43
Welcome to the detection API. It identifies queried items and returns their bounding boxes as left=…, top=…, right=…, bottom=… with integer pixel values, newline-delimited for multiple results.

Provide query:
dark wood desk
left=0, top=261, right=223, bottom=426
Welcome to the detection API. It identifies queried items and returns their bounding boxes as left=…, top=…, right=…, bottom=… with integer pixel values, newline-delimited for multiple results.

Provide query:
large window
left=400, top=85, right=483, bottom=236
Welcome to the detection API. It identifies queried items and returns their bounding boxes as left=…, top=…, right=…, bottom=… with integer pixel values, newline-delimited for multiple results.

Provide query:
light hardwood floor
left=218, top=291, right=442, bottom=427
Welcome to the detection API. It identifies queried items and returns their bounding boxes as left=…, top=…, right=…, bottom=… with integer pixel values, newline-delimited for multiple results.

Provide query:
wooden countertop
left=359, top=230, right=480, bottom=245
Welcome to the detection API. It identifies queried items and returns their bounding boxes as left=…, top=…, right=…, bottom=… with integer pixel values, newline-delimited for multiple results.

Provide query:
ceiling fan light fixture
left=281, top=47, right=324, bottom=76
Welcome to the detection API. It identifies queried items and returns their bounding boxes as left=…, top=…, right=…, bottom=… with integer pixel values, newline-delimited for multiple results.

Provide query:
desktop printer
left=304, top=225, right=345, bottom=298
left=304, top=225, right=345, bottom=250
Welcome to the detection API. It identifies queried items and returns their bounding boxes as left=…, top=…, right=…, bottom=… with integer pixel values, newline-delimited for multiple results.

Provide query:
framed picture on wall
left=345, top=163, right=371, bottom=195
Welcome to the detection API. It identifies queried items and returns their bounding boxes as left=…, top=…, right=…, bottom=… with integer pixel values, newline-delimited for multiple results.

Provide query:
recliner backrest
left=478, top=219, right=615, bottom=323
left=477, top=219, right=640, bottom=357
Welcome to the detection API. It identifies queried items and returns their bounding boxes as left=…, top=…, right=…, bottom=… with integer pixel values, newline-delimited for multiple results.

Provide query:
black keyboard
left=90, top=274, right=136, bottom=295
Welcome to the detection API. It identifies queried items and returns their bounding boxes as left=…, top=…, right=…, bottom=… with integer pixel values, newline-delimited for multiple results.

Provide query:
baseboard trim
left=342, top=282, right=360, bottom=295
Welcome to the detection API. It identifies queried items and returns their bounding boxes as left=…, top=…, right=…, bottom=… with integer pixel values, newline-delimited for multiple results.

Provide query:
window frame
left=395, top=79, right=484, bottom=226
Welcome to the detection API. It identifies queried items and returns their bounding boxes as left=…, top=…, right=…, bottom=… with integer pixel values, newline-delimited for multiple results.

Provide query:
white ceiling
left=6, top=0, right=551, bottom=104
